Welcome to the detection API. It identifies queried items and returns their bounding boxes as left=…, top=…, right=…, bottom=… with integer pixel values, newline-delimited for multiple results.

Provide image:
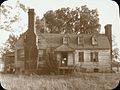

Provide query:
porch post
left=73, top=51, right=75, bottom=65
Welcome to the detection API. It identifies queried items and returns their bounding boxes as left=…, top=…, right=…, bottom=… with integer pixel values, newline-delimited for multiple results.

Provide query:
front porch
left=55, top=44, right=75, bottom=74
left=56, top=52, right=75, bottom=67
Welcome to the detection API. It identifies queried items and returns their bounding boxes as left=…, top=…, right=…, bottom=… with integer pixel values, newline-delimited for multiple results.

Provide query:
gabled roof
left=15, top=31, right=28, bottom=48
left=55, top=44, right=74, bottom=52
left=38, top=33, right=111, bottom=50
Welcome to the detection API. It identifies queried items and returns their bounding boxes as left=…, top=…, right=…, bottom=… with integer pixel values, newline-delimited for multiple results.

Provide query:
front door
left=61, top=52, right=68, bottom=67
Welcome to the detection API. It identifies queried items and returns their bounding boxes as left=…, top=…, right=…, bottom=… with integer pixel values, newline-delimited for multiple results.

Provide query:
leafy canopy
left=0, top=34, right=18, bottom=54
left=36, top=5, right=100, bottom=34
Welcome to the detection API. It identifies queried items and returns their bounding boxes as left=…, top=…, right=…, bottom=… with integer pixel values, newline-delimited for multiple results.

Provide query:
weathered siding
left=15, top=61, right=25, bottom=71
left=15, top=47, right=25, bottom=71
left=37, top=49, right=44, bottom=69
left=75, top=50, right=111, bottom=72
left=14, top=32, right=26, bottom=67
left=37, top=36, right=48, bottom=49
left=38, top=50, right=44, bottom=56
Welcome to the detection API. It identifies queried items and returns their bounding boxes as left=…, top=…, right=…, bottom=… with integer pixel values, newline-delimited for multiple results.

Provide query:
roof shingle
left=38, top=33, right=110, bottom=50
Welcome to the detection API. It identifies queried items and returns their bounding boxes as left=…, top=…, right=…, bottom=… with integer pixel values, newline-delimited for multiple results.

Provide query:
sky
left=0, top=0, right=120, bottom=56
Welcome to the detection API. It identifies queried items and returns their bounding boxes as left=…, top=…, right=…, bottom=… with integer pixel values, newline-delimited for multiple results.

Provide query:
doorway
left=61, top=52, right=68, bottom=67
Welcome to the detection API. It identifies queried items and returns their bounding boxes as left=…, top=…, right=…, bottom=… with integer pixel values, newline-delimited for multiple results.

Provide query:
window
left=63, top=35, right=69, bottom=44
left=91, top=52, right=98, bottom=62
left=92, top=35, right=98, bottom=45
left=79, top=52, right=84, bottom=62
left=39, top=57, right=42, bottom=61
left=63, top=37, right=68, bottom=44
left=38, top=38, right=40, bottom=43
left=78, top=36, right=84, bottom=45
left=17, top=49, right=24, bottom=61
left=61, top=52, right=68, bottom=66
left=94, top=68, right=99, bottom=72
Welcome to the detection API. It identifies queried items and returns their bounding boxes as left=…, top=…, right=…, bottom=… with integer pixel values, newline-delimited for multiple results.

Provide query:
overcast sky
left=0, top=0, right=120, bottom=56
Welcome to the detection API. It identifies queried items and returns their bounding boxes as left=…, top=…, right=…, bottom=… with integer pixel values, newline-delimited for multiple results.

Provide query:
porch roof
left=55, top=44, right=74, bottom=52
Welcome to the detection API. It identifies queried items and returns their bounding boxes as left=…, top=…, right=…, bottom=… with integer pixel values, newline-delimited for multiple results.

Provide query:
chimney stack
left=104, top=24, right=112, bottom=42
left=104, top=24, right=112, bottom=71
left=28, top=9, right=35, bottom=31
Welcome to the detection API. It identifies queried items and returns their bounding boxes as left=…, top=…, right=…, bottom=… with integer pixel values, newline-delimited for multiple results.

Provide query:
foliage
left=36, top=5, right=100, bottom=34
left=112, top=35, right=119, bottom=59
left=112, top=48, right=119, bottom=59
left=0, top=34, right=18, bottom=54
left=0, top=0, right=28, bottom=56
left=0, top=0, right=29, bottom=31
left=43, top=47, right=58, bottom=74
left=1, top=73, right=120, bottom=90
left=35, top=16, right=45, bottom=33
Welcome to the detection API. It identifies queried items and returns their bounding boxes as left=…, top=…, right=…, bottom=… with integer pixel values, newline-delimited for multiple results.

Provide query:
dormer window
left=92, top=35, right=98, bottom=45
left=63, top=34, right=69, bottom=44
left=78, top=36, right=84, bottom=45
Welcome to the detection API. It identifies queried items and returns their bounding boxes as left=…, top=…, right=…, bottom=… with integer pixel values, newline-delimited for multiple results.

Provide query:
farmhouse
left=36, top=28, right=112, bottom=73
left=15, top=9, right=112, bottom=73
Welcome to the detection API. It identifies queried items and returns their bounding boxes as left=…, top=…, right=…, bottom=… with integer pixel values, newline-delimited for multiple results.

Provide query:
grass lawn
left=0, top=73, right=120, bottom=90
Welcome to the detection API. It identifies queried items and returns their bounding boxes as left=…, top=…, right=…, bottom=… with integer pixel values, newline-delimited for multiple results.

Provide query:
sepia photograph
left=0, top=0, right=120, bottom=90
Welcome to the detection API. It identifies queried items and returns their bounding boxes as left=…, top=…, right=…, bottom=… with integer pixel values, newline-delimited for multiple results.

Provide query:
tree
left=43, top=47, right=58, bottom=74
left=0, top=0, right=29, bottom=32
left=35, top=16, right=45, bottom=33
left=37, top=5, right=100, bottom=34
left=0, top=0, right=28, bottom=57
left=112, top=35, right=119, bottom=59
left=112, top=48, right=119, bottom=59
left=0, top=34, right=18, bottom=54
left=0, top=1, right=28, bottom=55
left=111, top=35, right=120, bottom=72
left=112, top=47, right=120, bottom=72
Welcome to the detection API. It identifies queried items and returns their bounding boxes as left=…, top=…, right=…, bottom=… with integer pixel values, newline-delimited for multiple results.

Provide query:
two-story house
left=15, top=8, right=112, bottom=74
left=36, top=24, right=112, bottom=73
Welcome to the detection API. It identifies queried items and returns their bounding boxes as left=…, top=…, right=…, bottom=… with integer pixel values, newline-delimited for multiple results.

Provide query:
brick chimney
left=104, top=24, right=112, bottom=71
left=24, top=9, right=38, bottom=70
left=104, top=24, right=112, bottom=42
left=28, top=9, right=35, bottom=31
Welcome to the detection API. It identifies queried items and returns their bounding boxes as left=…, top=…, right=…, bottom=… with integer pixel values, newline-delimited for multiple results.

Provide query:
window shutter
left=95, top=52, right=98, bottom=62
left=79, top=52, right=84, bottom=62
left=82, top=52, right=84, bottom=62
left=79, top=52, right=81, bottom=62
left=91, top=52, right=93, bottom=62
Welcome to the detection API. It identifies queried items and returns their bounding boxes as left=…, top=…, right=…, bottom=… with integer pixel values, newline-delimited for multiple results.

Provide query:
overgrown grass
left=0, top=73, right=120, bottom=90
